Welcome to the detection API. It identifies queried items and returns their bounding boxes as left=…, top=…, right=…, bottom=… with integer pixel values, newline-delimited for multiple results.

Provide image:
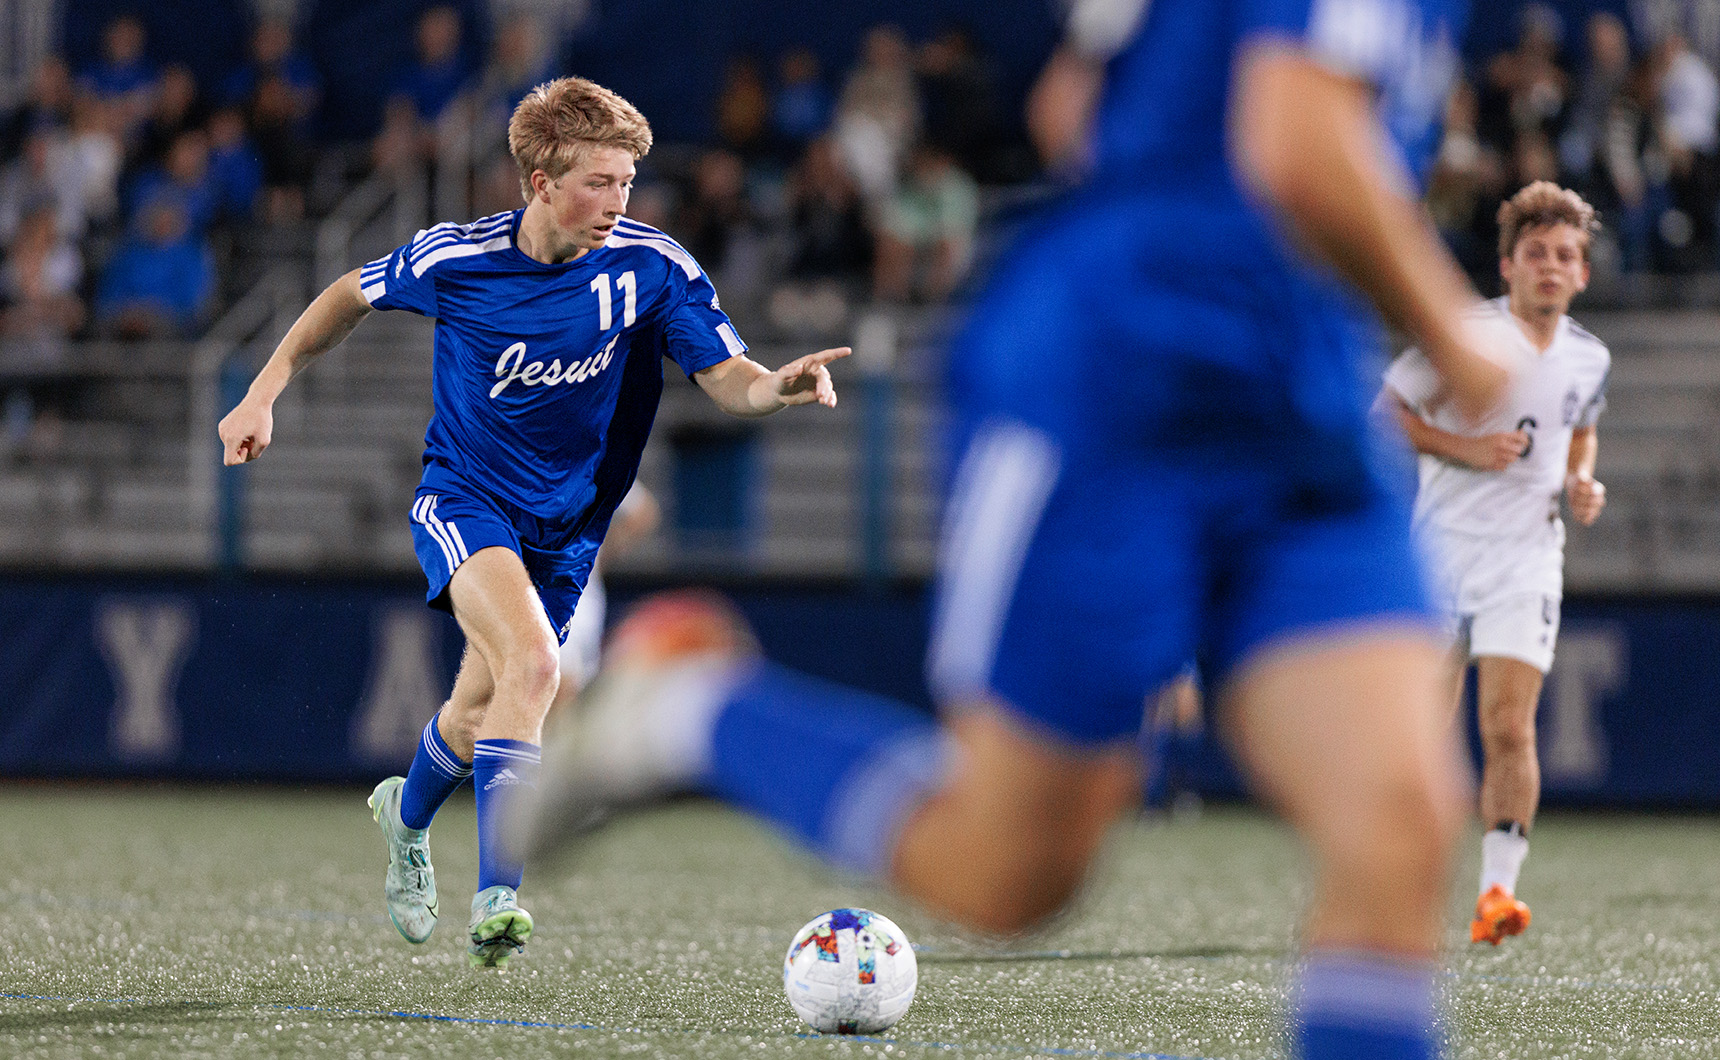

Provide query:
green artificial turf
left=2, top=787, right=1716, bottom=1059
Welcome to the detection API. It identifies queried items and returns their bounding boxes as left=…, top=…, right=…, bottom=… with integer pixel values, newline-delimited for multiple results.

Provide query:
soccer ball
left=782, top=908, right=917, bottom=1034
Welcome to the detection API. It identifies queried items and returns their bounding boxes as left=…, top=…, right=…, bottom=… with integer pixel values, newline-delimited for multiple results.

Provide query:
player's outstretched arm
left=218, top=269, right=372, bottom=464
left=693, top=347, right=851, bottom=418
left=1565, top=425, right=1605, bottom=524
left=1231, top=44, right=1508, bottom=420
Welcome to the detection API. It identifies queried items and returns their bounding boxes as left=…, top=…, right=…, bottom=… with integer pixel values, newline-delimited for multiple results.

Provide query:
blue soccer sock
left=704, top=662, right=950, bottom=877
left=473, top=738, right=541, bottom=892
left=1293, top=949, right=1442, bottom=1060
left=399, top=713, right=472, bottom=831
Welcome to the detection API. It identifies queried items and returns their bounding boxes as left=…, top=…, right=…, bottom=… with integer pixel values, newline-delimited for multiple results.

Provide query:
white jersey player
left=1381, top=181, right=1609, bottom=946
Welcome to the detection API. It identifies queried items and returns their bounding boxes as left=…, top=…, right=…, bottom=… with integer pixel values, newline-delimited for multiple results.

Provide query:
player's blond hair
left=507, top=77, right=653, bottom=202
left=1497, top=181, right=1599, bottom=260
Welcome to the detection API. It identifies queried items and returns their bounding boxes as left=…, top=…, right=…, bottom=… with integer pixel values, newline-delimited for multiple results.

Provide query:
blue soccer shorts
left=925, top=416, right=1437, bottom=746
left=409, top=483, right=591, bottom=643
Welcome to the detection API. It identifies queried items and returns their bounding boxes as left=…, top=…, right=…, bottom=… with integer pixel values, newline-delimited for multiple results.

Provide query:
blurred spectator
left=716, top=55, right=772, bottom=161
left=770, top=135, right=868, bottom=338
left=128, top=65, right=203, bottom=178
left=1561, top=14, right=1636, bottom=184
left=771, top=48, right=833, bottom=162
left=61, top=95, right=124, bottom=235
left=833, top=25, right=922, bottom=203
left=1512, top=128, right=1564, bottom=187
left=473, top=13, right=553, bottom=158
left=372, top=5, right=474, bottom=176
left=95, top=201, right=215, bottom=339
left=395, top=5, right=473, bottom=126
left=0, top=207, right=82, bottom=456
left=220, top=17, right=321, bottom=124
left=1481, top=5, right=1570, bottom=151
left=1651, top=31, right=1720, bottom=266
left=916, top=26, right=1003, bottom=182
left=127, top=129, right=216, bottom=237
left=1, top=205, right=84, bottom=341
left=1, top=57, right=74, bottom=159
left=783, top=136, right=870, bottom=280
left=206, top=107, right=264, bottom=225
left=0, top=126, right=85, bottom=245
left=75, top=15, right=159, bottom=145
left=1428, top=80, right=1508, bottom=277
left=674, top=148, right=752, bottom=272
left=872, top=141, right=978, bottom=303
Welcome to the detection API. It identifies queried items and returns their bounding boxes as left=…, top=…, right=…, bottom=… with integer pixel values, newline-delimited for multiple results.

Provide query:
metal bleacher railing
left=4, top=163, right=1718, bottom=589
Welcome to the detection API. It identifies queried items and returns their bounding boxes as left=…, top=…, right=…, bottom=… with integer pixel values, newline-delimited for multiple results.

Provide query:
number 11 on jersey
left=591, top=271, right=637, bottom=330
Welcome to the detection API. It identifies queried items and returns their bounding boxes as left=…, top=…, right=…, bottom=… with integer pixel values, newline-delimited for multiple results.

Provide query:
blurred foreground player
left=217, top=77, right=846, bottom=967
left=1381, top=182, right=1609, bottom=945
left=519, top=2, right=1510, bottom=1055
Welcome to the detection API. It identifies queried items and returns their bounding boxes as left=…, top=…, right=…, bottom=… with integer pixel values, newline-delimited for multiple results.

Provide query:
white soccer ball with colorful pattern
left=782, top=908, right=917, bottom=1034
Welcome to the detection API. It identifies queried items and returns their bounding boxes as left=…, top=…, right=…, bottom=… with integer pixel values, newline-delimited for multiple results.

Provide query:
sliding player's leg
left=369, top=644, right=493, bottom=944
left=446, top=544, right=564, bottom=967
left=1225, top=631, right=1467, bottom=1060
left=1470, top=650, right=1546, bottom=945
left=519, top=588, right=1141, bottom=937
left=888, top=703, right=1141, bottom=934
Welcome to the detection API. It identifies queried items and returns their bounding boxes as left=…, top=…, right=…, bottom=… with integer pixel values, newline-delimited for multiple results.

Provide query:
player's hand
left=769, top=346, right=850, bottom=409
left=1465, top=430, right=1529, bottom=471
left=1566, top=472, right=1606, bottom=525
left=218, top=400, right=273, bottom=465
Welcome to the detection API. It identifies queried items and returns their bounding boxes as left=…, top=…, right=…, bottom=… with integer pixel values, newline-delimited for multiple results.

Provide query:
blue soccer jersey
left=360, top=211, right=741, bottom=522
left=360, top=211, right=741, bottom=632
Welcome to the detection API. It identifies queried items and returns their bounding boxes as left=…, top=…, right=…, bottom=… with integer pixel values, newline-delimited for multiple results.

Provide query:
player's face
left=545, top=146, right=635, bottom=250
left=1501, top=223, right=1589, bottom=316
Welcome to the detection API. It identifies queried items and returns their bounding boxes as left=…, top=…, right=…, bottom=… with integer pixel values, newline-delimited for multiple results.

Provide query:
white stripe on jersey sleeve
left=411, top=234, right=514, bottom=278
left=716, top=322, right=745, bottom=355
left=409, top=215, right=514, bottom=264
left=605, top=227, right=701, bottom=280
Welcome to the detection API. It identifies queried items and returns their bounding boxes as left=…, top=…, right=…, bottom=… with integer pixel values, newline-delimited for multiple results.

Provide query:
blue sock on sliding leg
left=399, top=713, right=471, bottom=831
left=704, top=662, right=949, bottom=877
left=1293, top=949, right=1442, bottom=1060
left=473, top=739, right=541, bottom=891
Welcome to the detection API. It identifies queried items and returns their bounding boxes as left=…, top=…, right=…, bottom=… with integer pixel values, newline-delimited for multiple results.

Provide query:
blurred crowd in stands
left=4, top=1, right=1720, bottom=460
left=1434, top=3, right=1720, bottom=279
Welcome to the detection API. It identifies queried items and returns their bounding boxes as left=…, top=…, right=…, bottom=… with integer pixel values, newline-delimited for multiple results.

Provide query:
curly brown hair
left=507, top=77, right=653, bottom=203
left=1497, top=180, right=1600, bottom=260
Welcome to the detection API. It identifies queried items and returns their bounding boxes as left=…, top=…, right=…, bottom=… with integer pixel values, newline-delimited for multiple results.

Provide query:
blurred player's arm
left=1231, top=45, right=1506, bottom=417
left=693, top=347, right=850, bottom=417
left=218, top=269, right=372, bottom=464
left=1565, top=425, right=1605, bottom=524
left=1387, top=395, right=1527, bottom=471
left=1027, top=46, right=1103, bottom=171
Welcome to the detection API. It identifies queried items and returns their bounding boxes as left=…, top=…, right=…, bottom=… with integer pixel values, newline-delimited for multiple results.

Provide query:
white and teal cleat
left=368, top=776, right=438, bottom=944
left=467, top=885, right=533, bottom=969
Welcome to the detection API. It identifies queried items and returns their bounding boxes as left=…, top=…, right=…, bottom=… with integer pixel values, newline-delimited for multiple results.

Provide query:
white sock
left=1479, top=827, right=1529, bottom=896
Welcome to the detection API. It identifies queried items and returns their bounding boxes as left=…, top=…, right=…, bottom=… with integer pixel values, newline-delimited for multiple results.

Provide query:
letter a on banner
left=352, top=607, right=447, bottom=765
left=96, top=599, right=198, bottom=760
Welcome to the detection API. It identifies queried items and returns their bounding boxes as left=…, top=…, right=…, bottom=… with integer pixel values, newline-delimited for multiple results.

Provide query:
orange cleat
left=1470, top=884, right=1531, bottom=945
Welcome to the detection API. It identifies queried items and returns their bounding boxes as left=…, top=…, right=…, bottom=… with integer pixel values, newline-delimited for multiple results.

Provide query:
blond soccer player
left=219, top=78, right=847, bottom=967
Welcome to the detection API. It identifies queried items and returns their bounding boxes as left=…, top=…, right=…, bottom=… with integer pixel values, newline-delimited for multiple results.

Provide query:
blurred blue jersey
left=361, top=212, right=742, bottom=526
left=953, top=0, right=1466, bottom=484
left=930, top=0, right=1468, bottom=739
left=1091, top=0, right=1463, bottom=192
